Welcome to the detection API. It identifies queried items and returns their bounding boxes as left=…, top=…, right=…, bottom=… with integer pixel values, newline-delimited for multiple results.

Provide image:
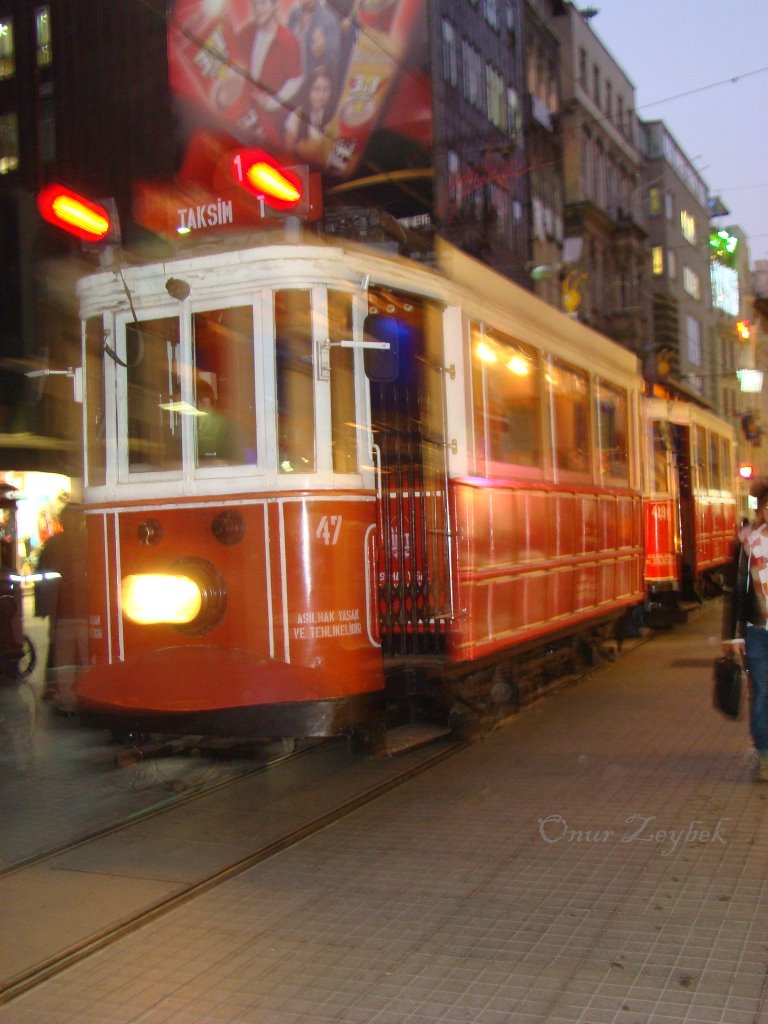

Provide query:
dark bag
left=713, top=656, right=744, bottom=720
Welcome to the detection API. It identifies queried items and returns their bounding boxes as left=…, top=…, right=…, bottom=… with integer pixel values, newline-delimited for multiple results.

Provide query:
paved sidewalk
left=2, top=600, right=768, bottom=1024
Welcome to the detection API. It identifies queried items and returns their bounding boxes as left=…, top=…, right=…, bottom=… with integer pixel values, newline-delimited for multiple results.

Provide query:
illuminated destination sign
left=134, top=163, right=319, bottom=239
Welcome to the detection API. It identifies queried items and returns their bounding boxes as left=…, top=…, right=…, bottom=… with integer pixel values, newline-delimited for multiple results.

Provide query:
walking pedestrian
left=35, top=502, right=88, bottom=715
left=723, top=478, right=768, bottom=781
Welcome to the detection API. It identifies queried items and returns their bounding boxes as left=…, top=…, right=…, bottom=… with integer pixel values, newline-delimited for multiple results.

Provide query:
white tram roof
left=643, top=396, right=736, bottom=441
left=77, top=236, right=641, bottom=388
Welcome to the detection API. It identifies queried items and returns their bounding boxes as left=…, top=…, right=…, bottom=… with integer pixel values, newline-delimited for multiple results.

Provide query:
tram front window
left=276, top=289, right=315, bottom=474
left=127, top=318, right=182, bottom=473
left=193, top=306, right=256, bottom=467
left=85, top=316, right=106, bottom=487
left=328, top=290, right=357, bottom=474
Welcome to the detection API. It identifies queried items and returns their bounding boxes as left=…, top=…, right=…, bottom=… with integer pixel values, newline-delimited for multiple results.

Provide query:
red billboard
left=168, top=0, right=431, bottom=181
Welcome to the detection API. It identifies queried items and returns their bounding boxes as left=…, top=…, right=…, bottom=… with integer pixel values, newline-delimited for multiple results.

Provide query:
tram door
left=672, top=423, right=698, bottom=598
left=364, top=289, right=453, bottom=656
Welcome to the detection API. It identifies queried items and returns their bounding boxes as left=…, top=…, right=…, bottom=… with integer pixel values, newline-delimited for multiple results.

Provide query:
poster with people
left=168, top=0, right=431, bottom=180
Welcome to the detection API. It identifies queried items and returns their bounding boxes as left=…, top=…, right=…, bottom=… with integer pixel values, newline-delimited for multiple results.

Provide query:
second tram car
left=72, top=238, right=732, bottom=739
left=642, top=398, right=736, bottom=613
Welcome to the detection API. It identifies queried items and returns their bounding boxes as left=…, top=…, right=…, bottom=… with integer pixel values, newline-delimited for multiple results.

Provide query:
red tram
left=72, top=239, right=731, bottom=739
left=641, top=398, right=736, bottom=614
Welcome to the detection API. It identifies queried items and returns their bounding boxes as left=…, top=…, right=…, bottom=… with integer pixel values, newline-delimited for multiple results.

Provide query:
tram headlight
left=121, top=573, right=202, bottom=625
left=121, top=558, right=227, bottom=634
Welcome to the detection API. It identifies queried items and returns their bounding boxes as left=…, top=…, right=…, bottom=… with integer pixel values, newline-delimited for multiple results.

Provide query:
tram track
left=0, top=738, right=310, bottom=881
left=0, top=731, right=468, bottom=1007
left=0, top=619, right=670, bottom=1007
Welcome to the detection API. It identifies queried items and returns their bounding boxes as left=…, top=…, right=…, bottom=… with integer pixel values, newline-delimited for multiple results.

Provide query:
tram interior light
left=121, top=573, right=202, bottom=625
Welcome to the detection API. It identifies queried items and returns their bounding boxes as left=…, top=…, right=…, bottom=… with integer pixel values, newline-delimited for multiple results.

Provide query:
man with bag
left=723, top=479, right=768, bottom=781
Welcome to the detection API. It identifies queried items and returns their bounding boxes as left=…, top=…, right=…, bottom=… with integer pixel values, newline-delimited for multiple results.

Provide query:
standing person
left=723, top=479, right=768, bottom=781
left=36, top=502, right=88, bottom=715
left=214, top=0, right=303, bottom=147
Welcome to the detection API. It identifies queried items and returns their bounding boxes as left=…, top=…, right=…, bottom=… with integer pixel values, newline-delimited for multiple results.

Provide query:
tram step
left=381, top=723, right=452, bottom=757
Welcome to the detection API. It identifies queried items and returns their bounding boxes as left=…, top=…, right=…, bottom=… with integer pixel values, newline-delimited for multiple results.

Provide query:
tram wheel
left=17, top=635, right=37, bottom=679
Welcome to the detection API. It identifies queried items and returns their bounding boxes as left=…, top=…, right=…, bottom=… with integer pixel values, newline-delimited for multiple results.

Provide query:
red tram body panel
left=643, top=498, right=677, bottom=586
left=450, top=481, right=643, bottom=661
left=79, top=492, right=384, bottom=735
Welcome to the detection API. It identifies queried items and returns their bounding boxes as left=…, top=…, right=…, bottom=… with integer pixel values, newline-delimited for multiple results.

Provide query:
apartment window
left=441, top=19, right=458, bottom=88
left=592, top=64, right=600, bottom=107
left=667, top=249, right=676, bottom=280
left=617, top=96, right=624, bottom=132
left=462, top=40, right=483, bottom=110
left=0, top=18, right=14, bottom=79
left=483, top=0, right=498, bottom=29
left=686, top=315, right=702, bottom=365
left=605, top=81, right=612, bottom=119
left=665, top=192, right=674, bottom=220
left=648, top=186, right=661, bottom=216
left=0, top=113, right=18, bottom=174
left=683, top=266, right=701, bottom=300
left=547, top=60, right=558, bottom=113
left=506, top=86, right=520, bottom=145
left=447, top=149, right=460, bottom=206
left=36, top=6, right=51, bottom=67
left=680, top=209, right=697, bottom=244
left=652, top=246, right=664, bottom=275
left=578, top=47, right=587, bottom=88
left=486, top=66, right=506, bottom=130
left=581, top=128, right=593, bottom=197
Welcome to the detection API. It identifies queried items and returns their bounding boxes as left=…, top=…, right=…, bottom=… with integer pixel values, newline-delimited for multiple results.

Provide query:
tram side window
left=651, top=422, right=671, bottom=493
left=328, top=290, right=357, bottom=474
left=708, top=430, right=722, bottom=491
left=85, top=316, right=106, bottom=487
left=550, top=359, right=590, bottom=475
left=721, top=437, right=733, bottom=495
left=693, top=424, right=708, bottom=491
left=126, top=318, right=182, bottom=473
left=275, top=289, right=315, bottom=473
left=596, top=382, right=629, bottom=483
left=193, top=307, right=256, bottom=467
left=470, top=322, right=541, bottom=475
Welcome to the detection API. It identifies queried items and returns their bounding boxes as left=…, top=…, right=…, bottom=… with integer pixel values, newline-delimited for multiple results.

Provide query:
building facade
left=548, top=4, right=650, bottom=360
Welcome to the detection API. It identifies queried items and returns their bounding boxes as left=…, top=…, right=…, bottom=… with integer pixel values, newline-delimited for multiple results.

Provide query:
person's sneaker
left=755, top=754, right=768, bottom=782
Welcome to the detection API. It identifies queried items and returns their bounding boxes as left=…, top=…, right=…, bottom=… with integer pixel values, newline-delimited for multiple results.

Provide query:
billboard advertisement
left=168, top=0, right=431, bottom=182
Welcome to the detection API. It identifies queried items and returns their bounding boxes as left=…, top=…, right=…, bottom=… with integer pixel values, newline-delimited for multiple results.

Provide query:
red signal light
left=37, top=184, right=112, bottom=242
left=231, top=149, right=303, bottom=210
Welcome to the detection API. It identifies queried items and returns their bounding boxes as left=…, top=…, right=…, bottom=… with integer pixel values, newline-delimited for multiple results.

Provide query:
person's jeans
left=745, top=625, right=768, bottom=754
